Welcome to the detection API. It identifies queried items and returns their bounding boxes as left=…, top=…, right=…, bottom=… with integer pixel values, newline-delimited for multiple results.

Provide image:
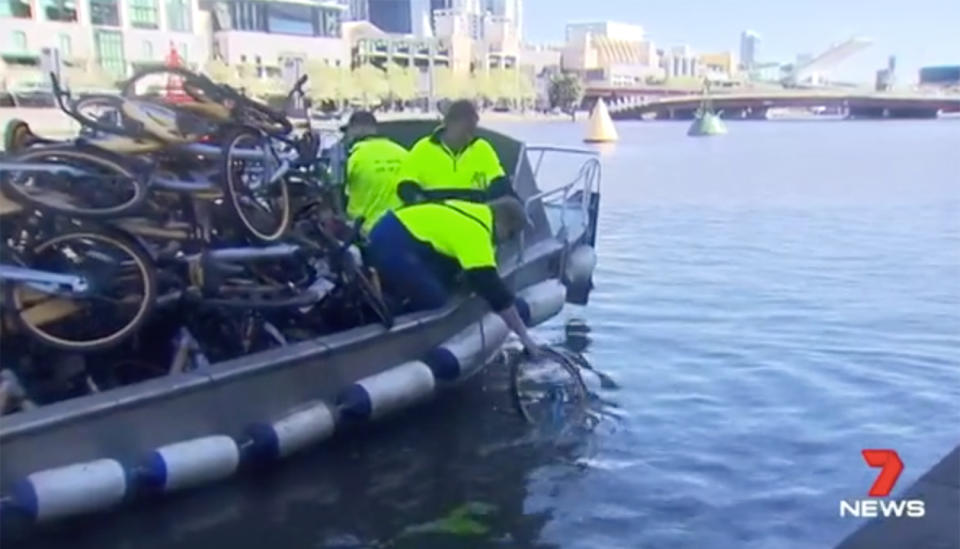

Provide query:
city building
left=345, top=20, right=449, bottom=94
left=520, top=42, right=561, bottom=75
left=347, top=19, right=448, bottom=69
left=1, top=0, right=208, bottom=84
left=698, top=51, right=737, bottom=82
left=485, top=0, right=520, bottom=38
left=367, top=0, right=412, bottom=34
left=875, top=56, right=895, bottom=91
left=430, top=0, right=520, bottom=73
left=918, top=65, right=960, bottom=89
left=206, top=0, right=348, bottom=74
left=660, top=45, right=699, bottom=79
left=784, top=36, right=871, bottom=86
left=739, top=29, right=759, bottom=70
left=344, top=0, right=430, bottom=36
left=747, top=61, right=786, bottom=83
left=566, top=21, right=643, bottom=43
left=561, top=20, right=661, bottom=86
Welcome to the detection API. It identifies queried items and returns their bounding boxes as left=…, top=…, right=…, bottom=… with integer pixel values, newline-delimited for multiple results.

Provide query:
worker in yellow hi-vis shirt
left=341, top=111, right=407, bottom=234
left=396, top=100, right=516, bottom=204
left=366, top=196, right=540, bottom=356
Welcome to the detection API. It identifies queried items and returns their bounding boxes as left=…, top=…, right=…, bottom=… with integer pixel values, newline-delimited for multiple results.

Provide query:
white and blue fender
left=336, top=361, right=437, bottom=422
left=10, top=458, right=128, bottom=522
left=141, top=435, right=240, bottom=493
left=563, top=244, right=597, bottom=305
left=0, top=279, right=572, bottom=523
left=246, top=401, right=336, bottom=461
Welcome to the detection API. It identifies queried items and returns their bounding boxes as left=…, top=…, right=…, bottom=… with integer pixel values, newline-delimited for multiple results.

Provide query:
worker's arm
left=476, top=140, right=516, bottom=200
left=344, top=150, right=361, bottom=221
left=464, top=268, right=540, bottom=355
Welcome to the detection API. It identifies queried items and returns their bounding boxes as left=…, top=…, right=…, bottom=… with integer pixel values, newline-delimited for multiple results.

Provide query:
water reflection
left=563, top=318, right=592, bottom=353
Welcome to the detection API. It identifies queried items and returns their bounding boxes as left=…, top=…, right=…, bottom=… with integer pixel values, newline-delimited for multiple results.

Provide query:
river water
left=22, top=119, right=960, bottom=549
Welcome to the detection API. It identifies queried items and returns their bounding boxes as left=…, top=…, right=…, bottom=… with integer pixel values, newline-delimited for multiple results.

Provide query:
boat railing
left=516, top=144, right=601, bottom=260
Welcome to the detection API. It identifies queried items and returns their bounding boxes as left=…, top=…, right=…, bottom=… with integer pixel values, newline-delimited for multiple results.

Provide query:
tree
left=305, top=60, right=340, bottom=103
left=431, top=66, right=472, bottom=100
left=548, top=72, right=583, bottom=112
left=65, top=60, right=115, bottom=91
left=203, top=58, right=240, bottom=87
left=352, top=63, right=389, bottom=107
left=470, top=70, right=494, bottom=105
left=386, top=63, right=418, bottom=103
left=517, top=71, right=537, bottom=106
left=431, top=66, right=455, bottom=100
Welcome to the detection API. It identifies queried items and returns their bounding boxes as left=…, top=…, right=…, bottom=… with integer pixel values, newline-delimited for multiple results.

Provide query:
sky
left=521, top=0, right=960, bottom=84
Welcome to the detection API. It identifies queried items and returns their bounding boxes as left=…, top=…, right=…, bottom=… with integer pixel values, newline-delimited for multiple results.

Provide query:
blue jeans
left=367, top=213, right=450, bottom=311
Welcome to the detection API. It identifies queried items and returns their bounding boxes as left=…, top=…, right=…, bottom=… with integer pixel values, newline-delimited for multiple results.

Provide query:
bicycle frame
left=0, top=163, right=97, bottom=178
left=0, top=264, right=89, bottom=294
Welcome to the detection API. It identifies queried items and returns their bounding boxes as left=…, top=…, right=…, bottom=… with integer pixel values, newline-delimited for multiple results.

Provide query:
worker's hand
left=521, top=340, right=545, bottom=361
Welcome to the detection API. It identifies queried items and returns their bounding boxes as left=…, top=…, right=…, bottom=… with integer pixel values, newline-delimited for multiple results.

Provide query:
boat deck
left=835, top=444, right=960, bottom=549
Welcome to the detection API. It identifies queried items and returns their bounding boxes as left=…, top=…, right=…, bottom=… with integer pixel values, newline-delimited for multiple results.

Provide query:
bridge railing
left=515, top=144, right=601, bottom=260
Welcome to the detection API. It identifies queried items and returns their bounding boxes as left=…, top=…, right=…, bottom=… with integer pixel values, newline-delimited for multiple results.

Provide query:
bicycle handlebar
left=49, top=72, right=73, bottom=118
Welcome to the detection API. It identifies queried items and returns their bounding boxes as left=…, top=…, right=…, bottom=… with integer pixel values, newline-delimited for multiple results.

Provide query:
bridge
left=599, top=91, right=960, bottom=120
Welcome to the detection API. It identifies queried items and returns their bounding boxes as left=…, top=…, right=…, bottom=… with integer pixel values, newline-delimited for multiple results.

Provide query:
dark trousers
left=367, top=213, right=450, bottom=311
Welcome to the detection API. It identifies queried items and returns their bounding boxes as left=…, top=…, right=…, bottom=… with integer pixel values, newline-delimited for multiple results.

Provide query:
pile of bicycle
left=0, top=68, right=392, bottom=411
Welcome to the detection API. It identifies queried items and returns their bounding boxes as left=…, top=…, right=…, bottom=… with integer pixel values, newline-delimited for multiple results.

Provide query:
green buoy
left=688, top=81, right=727, bottom=137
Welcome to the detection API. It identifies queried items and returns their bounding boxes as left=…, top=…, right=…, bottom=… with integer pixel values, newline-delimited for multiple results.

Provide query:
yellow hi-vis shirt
left=398, top=128, right=506, bottom=193
left=394, top=200, right=496, bottom=270
left=346, top=136, right=408, bottom=234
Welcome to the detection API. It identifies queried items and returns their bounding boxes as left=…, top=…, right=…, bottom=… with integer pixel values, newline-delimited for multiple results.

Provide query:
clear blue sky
left=522, top=0, right=960, bottom=83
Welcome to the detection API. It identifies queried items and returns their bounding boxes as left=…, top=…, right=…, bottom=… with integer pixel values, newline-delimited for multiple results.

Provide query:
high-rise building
left=0, top=0, right=208, bottom=82
left=368, top=0, right=411, bottom=33
left=345, top=0, right=368, bottom=21
left=566, top=22, right=644, bottom=43
left=739, top=30, right=759, bottom=70
left=484, top=0, right=520, bottom=37
left=350, top=0, right=430, bottom=35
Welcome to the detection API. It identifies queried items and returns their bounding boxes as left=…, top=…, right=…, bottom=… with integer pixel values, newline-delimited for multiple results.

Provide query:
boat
left=0, top=120, right=601, bottom=526
left=688, top=82, right=728, bottom=137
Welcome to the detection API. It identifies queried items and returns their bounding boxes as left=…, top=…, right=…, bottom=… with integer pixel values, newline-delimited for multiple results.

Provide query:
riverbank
left=0, top=107, right=575, bottom=149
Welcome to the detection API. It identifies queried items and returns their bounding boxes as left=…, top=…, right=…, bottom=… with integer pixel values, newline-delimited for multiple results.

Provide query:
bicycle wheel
left=8, top=229, right=157, bottom=352
left=222, top=128, right=291, bottom=242
left=1, top=146, right=147, bottom=218
left=70, top=94, right=135, bottom=137
left=509, top=347, right=589, bottom=425
left=234, top=100, right=293, bottom=136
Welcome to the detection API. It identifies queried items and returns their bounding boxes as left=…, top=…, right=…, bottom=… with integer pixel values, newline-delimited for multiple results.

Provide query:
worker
left=366, top=196, right=540, bottom=355
left=341, top=111, right=408, bottom=234
left=396, top=100, right=515, bottom=204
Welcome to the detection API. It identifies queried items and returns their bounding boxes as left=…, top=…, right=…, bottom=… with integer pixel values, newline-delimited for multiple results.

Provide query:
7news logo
left=840, top=449, right=926, bottom=518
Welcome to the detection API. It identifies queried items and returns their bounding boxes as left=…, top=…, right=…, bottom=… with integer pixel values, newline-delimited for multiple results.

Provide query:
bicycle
left=0, top=217, right=157, bottom=352
left=0, top=72, right=313, bottom=241
left=507, top=346, right=589, bottom=425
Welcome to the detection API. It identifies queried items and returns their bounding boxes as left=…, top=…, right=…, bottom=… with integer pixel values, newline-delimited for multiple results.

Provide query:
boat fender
left=424, top=313, right=510, bottom=382
left=12, top=459, right=127, bottom=522
left=516, top=280, right=567, bottom=327
left=563, top=245, right=597, bottom=305
left=246, top=401, right=336, bottom=461
left=142, top=435, right=239, bottom=493
left=336, top=361, right=435, bottom=422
